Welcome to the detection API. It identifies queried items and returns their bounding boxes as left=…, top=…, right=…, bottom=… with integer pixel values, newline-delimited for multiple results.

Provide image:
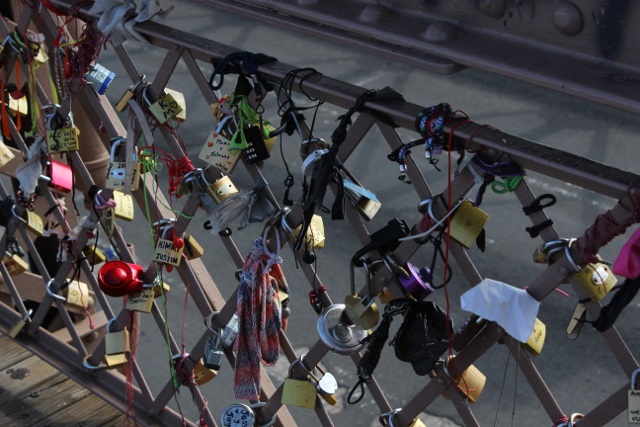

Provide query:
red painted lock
left=48, top=159, right=73, bottom=193
left=98, top=260, right=144, bottom=297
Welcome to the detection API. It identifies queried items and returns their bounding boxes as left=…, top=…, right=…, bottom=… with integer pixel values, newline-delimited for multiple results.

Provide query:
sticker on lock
left=198, top=131, right=242, bottom=174
left=575, top=262, right=616, bottom=302
left=154, top=238, right=184, bottom=267
left=449, top=200, right=488, bottom=249
left=47, top=126, right=79, bottom=153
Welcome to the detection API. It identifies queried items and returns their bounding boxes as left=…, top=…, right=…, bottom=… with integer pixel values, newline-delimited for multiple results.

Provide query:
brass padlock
left=105, top=137, right=140, bottom=191
left=448, top=200, right=489, bottom=249
left=46, top=113, right=79, bottom=153
left=532, top=239, right=569, bottom=264
left=379, top=410, right=427, bottom=427
left=104, top=322, right=131, bottom=368
left=3, top=252, right=28, bottom=276
left=126, top=288, right=155, bottom=313
left=183, top=234, right=204, bottom=260
left=152, top=279, right=171, bottom=298
left=344, top=259, right=380, bottom=330
left=162, top=88, right=187, bottom=121
left=343, top=178, right=382, bottom=221
left=8, top=309, right=32, bottom=338
left=198, top=130, right=242, bottom=174
left=442, top=356, right=486, bottom=403
left=207, top=174, right=238, bottom=203
left=115, top=80, right=144, bottom=112
left=83, top=245, right=107, bottom=267
left=113, top=190, right=135, bottom=221
left=154, top=223, right=185, bottom=267
left=193, top=358, right=218, bottom=385
left=147, top=88, right=184, bottom=124
left=281, top=378, right=318, bottom=409
left=524, top=318, right=546, bottom=356
left=64, top=281, right=90, bottom=309
left=574, top=261, right=617, bottom=302
left=283, top=212, right=325, bottom=249
left=629, top=368, right=640, bottom=423
left=25, top=210, right=43, bottom=236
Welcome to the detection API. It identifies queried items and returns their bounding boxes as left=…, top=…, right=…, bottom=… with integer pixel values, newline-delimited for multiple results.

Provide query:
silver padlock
left=205, top=313, right=240, bottom=350
left=85, top=63, right=116, bottom=95
left=317, top=304, right=368, bottom=355
left=204, top=332, right=225, bottom=371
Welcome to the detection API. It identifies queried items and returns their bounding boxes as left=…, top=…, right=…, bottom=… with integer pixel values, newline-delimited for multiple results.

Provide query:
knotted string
left=234, top=236, right=283, bottom=400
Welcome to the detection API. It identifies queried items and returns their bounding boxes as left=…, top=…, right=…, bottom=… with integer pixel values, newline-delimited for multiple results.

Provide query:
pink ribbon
left=612, top=227, right=640, bottom=279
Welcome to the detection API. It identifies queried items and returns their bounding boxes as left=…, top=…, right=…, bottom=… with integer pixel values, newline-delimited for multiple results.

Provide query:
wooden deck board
left=0, top=336, right=124, bottom=427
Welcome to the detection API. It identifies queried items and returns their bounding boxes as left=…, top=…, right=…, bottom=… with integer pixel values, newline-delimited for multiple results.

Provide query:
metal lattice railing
left=1, top=1, right=639, bottom=427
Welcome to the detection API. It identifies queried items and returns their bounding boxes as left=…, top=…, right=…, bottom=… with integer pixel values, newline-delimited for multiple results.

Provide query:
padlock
left=98, top=260, right=145, bottom=297
left=523, top=317, right=546, bottom=356
left=204, top=333, right=225, bottom=371
left=282, top=378, right=318, bottom=409
left=47, top=159, right=74, bottom=193
left=3, top=252, right=28, bottom=276
left=317, top=304, right=368, bottom=355
left=574, top=261, right=617, bottom=302
left=152, top=279, right=171, bottom=298
left=105, top=137, right=140, bottom=191
left=113, top=191, right=135, bottom=221
left=85, top=63, right=116, bottom=95
left=343, top=178, right=382, bottom=221
left=63, top=281, right=90, bottom=309
left=241, top=125, right=270, bottom=164
left=379, top=409, right=427, bottom=427
left=448, top=200, right=488, bottom=249
left=25, top=211, right=44, bottom=236
left=442, top=355, right=486, bottom=403
left=566, top=303, right=587, bottom=340
left=532, top=239, right=569, bottom=264
left=452, top=315, right=487, bottom=352
left=344, top=259, right=380, bottom=330
left=284, top=213, right=325, bottom=249
left=163, top=88, right=187, bottom=122
left=126, top=288, right=155, bottom=313
left=147, top=88, right=184, bottom=124
left=398, top=262, right=434, bottom=301
left=0, top=139, right=15, bottom=168
left=8, top=309, right=32, bottom=338
left=193, top=359, right=218, bottom=385
left=104, top=322, right=131, bottom=368
left=154, top=225, right=185, bottom=267
left=198, top=130, right=242, bottom=174
left=220, top=314, right=240, bottom=349
left=183, top=233, right=204, bottom=260
left=629, top=368, right=640, bottom=423
left=6, top=94, right=28, bottom=117
left=220, top=403, right=256, bottom=427
left=115, top=79, right=145, bottom=112
left=46, top=115, right=79, bottom=153
left=377, top=289, right=394, bottom=304
left=304, top=359, right=339, bottom=406
left=83, top=245, right=107, bottom=267
left=207, top=174, right=239, bottom=203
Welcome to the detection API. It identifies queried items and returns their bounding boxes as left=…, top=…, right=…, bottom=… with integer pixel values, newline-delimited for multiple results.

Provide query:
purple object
left=399, top=263, right=434, bottom=300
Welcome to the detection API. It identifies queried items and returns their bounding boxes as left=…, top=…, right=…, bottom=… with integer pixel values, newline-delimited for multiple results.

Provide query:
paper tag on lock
left=126, top=288, right=155, bottom=313
left=3, top=253, right=28, bottom=276
left=575, top=262, right=617, bottom=302
left=524, top=318, right=546, bottom=356
left=281, top=378, right=317, bottom=409
left=47, top=126, right=79, bottom=153
left=113, top=191, right=134, bottom=221
left=149, top=91, right=183, bottom=124
left=449, top=200, right=488, bottom=249
left=630, top=368, right=640, bottom=423
left=198, top=131, right=242, bottom=174
left=154, top=238, right=184, bottom=267
left=64, top=281, right=90, bottom=309
left=0, top=139, right=15, bottom=168
left=25, top=211, right=44, bottom=236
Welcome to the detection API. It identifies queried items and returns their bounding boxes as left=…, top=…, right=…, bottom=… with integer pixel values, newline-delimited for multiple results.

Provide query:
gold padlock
left=287, top=214, right=325, bottom=249
left=629, top=368, right=640, bottom=423
left=281, top=378, right=318, bottom=409
left=126, top=288, right=155, bottom=313
left=574, top=262, right=617, bottom=302
left=115, top=80, right=144, bottom=112
left=7, top=309, right=32, bottom=338
left=344, top=260, right=379, bottom=330
left=183, top=234, right=204, bottom=260
left=104, top=325, right=131, bottom=368
left=343, top=178, right=381, bottom=221
left=25, top=211, right=44, bottom=236
left=377, top=289, right=394, bottom=304
left=148, top=90, right=183, bottom=124
left=152, top=280, right=171, bottom=298
left=64, top=281, right=90, bottom=309
left=83, top=245, right=107, bottom=267
left=47, top=125, right=79, bottom=153
left=113, top=191, right=135, bottom=221
left=447, top=200, right=488, bottom=249
left=207, top=174, right=238, bottom=203
left=442, top=356, right=486, bottom=403
left=3, top=253, right=28, bottom=276
left=163, top=88, right=187, bottom=122
left=193, top=359, right=218, bottom=385
left=524, top=318, right=546, bottom=356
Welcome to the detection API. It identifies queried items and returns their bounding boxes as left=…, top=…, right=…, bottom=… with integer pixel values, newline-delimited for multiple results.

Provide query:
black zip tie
left=522, top=194, right=557, bottom=216
left=525, top=219, right=554, bottom=238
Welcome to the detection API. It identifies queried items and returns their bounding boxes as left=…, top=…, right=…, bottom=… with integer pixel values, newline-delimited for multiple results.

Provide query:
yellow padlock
left=183, top=234, right=205, bottom=260
left=193, top=359, right=218, bottom=385
left=442, top=356, right=486, bottom=403
left=115, top=80, right=144, bottom=112
left=83, top=245, right=107, bottom=267
left=207, top=174, right=238, bottom=203
left=448, top=200, right=488, bottom=249
left=163, top=88, right=187, bottom=122
left=104, top=325, right=131, bottom=368
left=3, top=253, right=28, bottom=276
left=64, top=281, right=90, bottom=309
left=25, top=211, right=44, bottom=236
left=113, top=191, right=135, bottom=221
left=344, top=260, right=379, bottom=330
left=286, top=214, right=325, bottom=249
left=126, top=288, right=155, bottom=313
left=524, top=318, right=546, bottom=356
left=574, top=262, right=617, bottom=302
left=281, top=378, right=317, bottom=409
left=148, top=90, right=183, bottom=124
left=7, top=309, right=32, bottom=339
left=152, top=280, right=171, bottom=298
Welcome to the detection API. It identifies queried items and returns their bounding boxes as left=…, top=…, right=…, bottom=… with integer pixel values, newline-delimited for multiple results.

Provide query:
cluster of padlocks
left=1, top=1, right=640, bottom=427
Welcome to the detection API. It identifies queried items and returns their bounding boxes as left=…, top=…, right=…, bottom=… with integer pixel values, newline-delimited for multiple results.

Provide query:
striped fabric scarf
left=234, top=237, right=282, bottom=400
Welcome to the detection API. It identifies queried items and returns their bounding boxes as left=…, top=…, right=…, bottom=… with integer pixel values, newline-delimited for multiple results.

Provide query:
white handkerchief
left=460, top=278, right=540, bottom=343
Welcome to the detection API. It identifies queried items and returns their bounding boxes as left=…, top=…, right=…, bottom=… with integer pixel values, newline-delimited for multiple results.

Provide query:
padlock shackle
left=564, top=239, right=581, bottom=273
left=46, top=278, right=66, bottom=302
left=109, top=137, right=136, bottom=162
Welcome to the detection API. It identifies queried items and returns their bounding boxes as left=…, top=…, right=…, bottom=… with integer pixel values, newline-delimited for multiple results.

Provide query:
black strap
left=209, top=51, right=277, bottom=92
left=525, top=219, right=554, bottom=238
left=523, top=194, right=557, bottom=216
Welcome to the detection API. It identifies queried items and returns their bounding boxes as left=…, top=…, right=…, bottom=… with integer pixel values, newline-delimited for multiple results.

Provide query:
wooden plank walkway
left=0, top=336, right=125, bottom=427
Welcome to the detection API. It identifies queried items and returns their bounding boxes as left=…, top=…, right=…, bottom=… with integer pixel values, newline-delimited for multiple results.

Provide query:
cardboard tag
left=0, top=140, right=15, bottom=168
left=25, top=211, right=44, bottom=236
left=149, top=92, right=183, bottom=124
left=64, top=281, right=90, bottom=309
left=47, top=126, right=79, bottom=153
left=154, top=238, right=184, bottom=266
left=198, top=131, right=241, bottom=174
left=113, top=190, right=134, bottom=221
left=164, top=88, right=186, bottom=121
left=126, top=288, right=155, bottom=313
